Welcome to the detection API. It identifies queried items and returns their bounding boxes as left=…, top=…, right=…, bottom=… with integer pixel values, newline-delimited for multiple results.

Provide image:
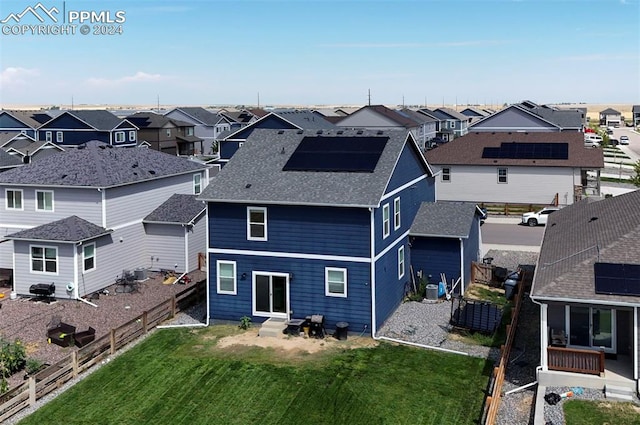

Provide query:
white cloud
left=86, top=71, right=169, bottom=86
left=0, top=67, right=40, bottom=85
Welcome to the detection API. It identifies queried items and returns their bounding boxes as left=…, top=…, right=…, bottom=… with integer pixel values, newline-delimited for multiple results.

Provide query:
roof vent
left=377, top=130, right=383, bottom=135
left=149, top=170, right=156, bottom=175
left=277, top=130, right=284, bottom=134
left=316, top=130, right=323, bottom=134
left=280, top=147, right=285, bottom=155
left=356, top=130, right=363, bottom=135
left=296, top=130, right=303, bottom=134
left=99, top=145, right=106, bottom=149
left=245, top=183, right=252, bottom=189
left=589, top=216, right=598, bottom=223
left=337, top=130, right=343, bottom=135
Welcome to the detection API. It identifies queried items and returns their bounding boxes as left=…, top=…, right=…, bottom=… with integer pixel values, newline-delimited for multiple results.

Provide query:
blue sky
left=1, top=0, right=638, bottom=107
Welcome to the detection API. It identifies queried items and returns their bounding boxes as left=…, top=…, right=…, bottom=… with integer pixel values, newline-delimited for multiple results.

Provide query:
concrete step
left=605, top=384, right=635, bottom=402
left=258, top=318, right=287, bottom=338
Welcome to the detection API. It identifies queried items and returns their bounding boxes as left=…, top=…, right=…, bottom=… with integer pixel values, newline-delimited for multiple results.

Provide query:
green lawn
left=564, top=399, right=640, bottom=425
left=19, top=326, right=491, bottom=425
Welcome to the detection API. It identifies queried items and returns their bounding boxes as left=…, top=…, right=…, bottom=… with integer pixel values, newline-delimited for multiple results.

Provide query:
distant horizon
left=1, top=0, right=638, bottom=106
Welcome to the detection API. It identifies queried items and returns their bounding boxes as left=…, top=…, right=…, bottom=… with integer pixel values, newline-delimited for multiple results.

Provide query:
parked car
left=584, top=139, right=601, bottom=148
left=521, top=207, right=560, bottom=227
left=609, top=138, right=619, bottom=146
left=620, top=135, right=629, bottom=145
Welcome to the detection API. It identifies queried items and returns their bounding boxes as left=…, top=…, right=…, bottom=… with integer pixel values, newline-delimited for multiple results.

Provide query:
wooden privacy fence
left=471, top=261, right=493, bottom=285
left=548, top=346, right=605, bottom=376
left=0, top=280, right=206, bottom=423
left=482, top=269, right=528, bottom=425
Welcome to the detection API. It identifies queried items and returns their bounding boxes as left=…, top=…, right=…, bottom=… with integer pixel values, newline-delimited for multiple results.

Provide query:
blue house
left=217, top=110, right=336, bottom=167
left=199, top=128, right=437, bottom=335
left=0, top=110, right=51, bottom=138
left=37, top=110, right=138, bottom=146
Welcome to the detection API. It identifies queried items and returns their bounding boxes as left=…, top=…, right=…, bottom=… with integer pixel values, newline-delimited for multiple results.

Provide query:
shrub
left=0, top=338, right=27, bottom=393
left=239, top=316, right=252, bottom=330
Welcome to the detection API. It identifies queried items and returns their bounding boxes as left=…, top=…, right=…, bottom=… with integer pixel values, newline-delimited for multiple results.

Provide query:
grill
left=309, top=314, right=326, bottom=339
left=29, top=283, right=55, bottom=302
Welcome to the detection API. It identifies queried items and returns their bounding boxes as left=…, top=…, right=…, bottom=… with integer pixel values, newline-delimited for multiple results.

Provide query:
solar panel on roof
left=482, top=142, right=568, bottom=160
left=283, top=136, right=388, bottom=172
left=594, top=263, right=640, bottom=296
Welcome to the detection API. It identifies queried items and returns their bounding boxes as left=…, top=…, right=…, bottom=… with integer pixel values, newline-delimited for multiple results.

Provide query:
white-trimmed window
left=325, top=267, right=347, bottom=297
left=247, top=207, right=267, bottom=240
left=498, top=168, right=508, bottom=184
left=36, top=190, right=54, bottom=212
left=217, top=260, right=236, bottom=294
left=193, top=174, right=202, bottom=195
left=166, top=129, right=171, bottom=137
left=442, top=167, right=451, bottom=182
left=129, top=131, right=136, bottom=142
left=83, top=243, right=96, bottom=272
left=31, top=246, right=57, bottom=274
left=187, top=127, right=194, bottom=136
left=45, top=131, right=52, bottom=142
left=398, top=245, right=405, bottom=279
left=56, top=132, right=63, bottom=143
left=115, top=132, right=125, bottom=143
left=393, top=197, right=401, bottom=230
left=382, top=203, right=390, bottom=239
left=6, top=189, right=23, bottom=210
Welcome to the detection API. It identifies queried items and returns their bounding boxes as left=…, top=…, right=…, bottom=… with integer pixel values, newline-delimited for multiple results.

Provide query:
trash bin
left=335, top=322, right=349, bottom=340
left=504, top=278, right=518, bottom=300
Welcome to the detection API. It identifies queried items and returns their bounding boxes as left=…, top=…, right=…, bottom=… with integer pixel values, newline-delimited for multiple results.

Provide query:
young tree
left=630, top=160, right=640, bottom=187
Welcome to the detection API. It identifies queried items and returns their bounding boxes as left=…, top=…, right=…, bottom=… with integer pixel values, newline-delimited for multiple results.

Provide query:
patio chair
left=74, top=326, right=96, bottom=348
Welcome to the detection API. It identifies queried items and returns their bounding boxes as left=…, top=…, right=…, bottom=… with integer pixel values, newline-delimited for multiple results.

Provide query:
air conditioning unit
left=426, top=284, right=439, bottom=300
left=134, top=268, right=147, bottom=281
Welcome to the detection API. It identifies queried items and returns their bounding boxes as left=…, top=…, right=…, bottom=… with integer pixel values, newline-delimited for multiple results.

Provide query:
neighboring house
left=397, top=108, right=438, bottom=150
left=0, top=145, right=209, bottom=299
left=37, top=110, right=138, bottom=146
left=421, top=107, right=470, bottom=140
left=142, top=194, right=206, bottom=273
left=0, top=110, right=51, bottom=138
left=336, top=105, right=430, bottom=148
left=164, top=107, right=220, bottom=155
left=632, top=105, right=640, bottom=127
left=531, top=190, right=640, bottom=393
left=126, top=112, right=203, bottom=156
left=425, top=132, right=604, bottom=206
left=515, top=100, right=586, bottom=130
left=217, top=110, right=336, bottom=167
left=199, top=128, right=438, bottom=336
left=460, top=107, right=491, bottom=126
left=599, top=108, right=622, bottom=127
left=0, top=131, right=37, bottom=149
left=219, top=109, right=260, bottom=130
left=409, top=201, right=483, bottom=295
left=470, top=104, right=573, bottom=133
left=5, top=140, right=64, bottom=163
left=0, top=149, right=23, bottom=172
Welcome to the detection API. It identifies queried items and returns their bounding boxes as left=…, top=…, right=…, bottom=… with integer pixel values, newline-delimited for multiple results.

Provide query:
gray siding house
left=164, top=107, right=220, bottom=156
left=0, top=146, right=208, bottom=299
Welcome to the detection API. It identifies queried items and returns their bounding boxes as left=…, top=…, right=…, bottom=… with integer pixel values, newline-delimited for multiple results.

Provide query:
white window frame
left=382, top=203, right=390, bottom=239
left=442, top=167, right=451, bottom=182
left=398, top=245, right=405, bottom=279
left=325, top=267, right=347, bottom=298
left=497, top=168, right=508, bottom=184
left=128, top=130, right=136, bottom=142
left=166, top=129, right=171, bottom=137
left=30, top=245, right=58, bottom=275
left=35, top=190, right=54, bottom=212
left=6, top=189, right=23, bottom=210
left=216, top=260, right=237, bottom=295
left=56, top=131, right=63, bottom=143
left=193, top=173, right=202, bottom=195
left=393, top=197, right=401, bottom=230
left=45, top=131, right=52, bottom=142
left=83, top=243, right=96, bottom=273
left=247, top=207, right=267, bottom=241
left=115, top=131, right=125, bottom=143
left=187, top=127, right=194, bottom=136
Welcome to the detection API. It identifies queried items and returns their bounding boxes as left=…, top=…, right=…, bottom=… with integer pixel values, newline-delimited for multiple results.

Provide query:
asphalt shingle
left=143, top=194, right=205, bottom=224
left=6, top=215, right=112, bottom=242
left=410, top=201, right=479, bottom=238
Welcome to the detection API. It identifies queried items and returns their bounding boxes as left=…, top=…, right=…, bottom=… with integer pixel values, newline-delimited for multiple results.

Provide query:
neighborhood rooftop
left=143, top=194, right=206, bottom=225
left=0, top=144, right=207, bottom=188
left=5, top=215, right=112, bottom=243
left=410, top=202, right=481, bottom=238
left=198, top=128, right=432, bottom=208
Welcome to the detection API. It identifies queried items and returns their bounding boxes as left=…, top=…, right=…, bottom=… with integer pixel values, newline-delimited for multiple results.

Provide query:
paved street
left=481, top=216, right=544, bottom=254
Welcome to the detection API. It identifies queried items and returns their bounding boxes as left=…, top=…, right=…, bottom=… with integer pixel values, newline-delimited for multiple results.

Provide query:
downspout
left=369, top=207, right=377, bottom=338
left=184, top=224, right=189, bottom=272
left=75, top=242, right=97, bottom=308
left=98, top=188, right=107, bottom=229
left=634, top=306, right=638, bottom=381
left=459, top=237, right=465, bottom=295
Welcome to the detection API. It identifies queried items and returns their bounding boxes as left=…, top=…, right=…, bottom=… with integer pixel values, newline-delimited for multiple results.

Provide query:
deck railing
left=547, top=346, right=605, bottom=376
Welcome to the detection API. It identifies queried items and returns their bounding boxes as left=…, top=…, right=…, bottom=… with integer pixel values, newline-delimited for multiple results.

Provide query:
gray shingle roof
left=1, top=111, right=46, bottom=128
left=410, top=201, right=479, bottom=238
left=531, top=190, right=640, bottom=305
left=198, top=128, right=431, bottom=208
left=63, top=110, right=126, bottom=131
left=127, top=112, right=193, bottom=129
left=530, top=108, right=583, bottom=129
left=6, top=215, right=112, bottom=242
left=397, top=108, right=438, bottom=124
left=0, top=149, right=23, bottom=168
left=144, top=194, right=205, bottom=224
left=600, top=108, right=620, bottom=115
left=172, top=107, right=219, bottom=126
left=0, top=145, right=207, bottom=188
left=425, top=132, right=604, bottom=168
left=272, top=110, right=337, bottom=129
left=433, top=107, right=469, bottom=121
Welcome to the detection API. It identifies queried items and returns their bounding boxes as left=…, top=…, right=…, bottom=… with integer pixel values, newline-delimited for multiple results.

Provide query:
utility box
left=426, top=284, right=439, bottom=300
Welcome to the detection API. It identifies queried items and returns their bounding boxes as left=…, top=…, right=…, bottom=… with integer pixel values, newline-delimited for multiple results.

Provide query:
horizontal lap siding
left=13, top=241, right=74, bottom=298
left=144, top=223, right=186, bottom=272
left=209, top=204, right=370, bottom=258
left=1, top=187, right=102, bottom=228
left=187, top=217, right=206, bottom=272
left=385, top=143, right=432, bottom=194
left=409, top=237, right=461, bottom=292
left=0, top=229, right=16, bottom=268
left=106, top=174, right=196, bottom=228
left=208, top=253, right=372, bottom=332
left=374, top=240, right=407, bottom=329
left=434, top=165, right=575, bottom=205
